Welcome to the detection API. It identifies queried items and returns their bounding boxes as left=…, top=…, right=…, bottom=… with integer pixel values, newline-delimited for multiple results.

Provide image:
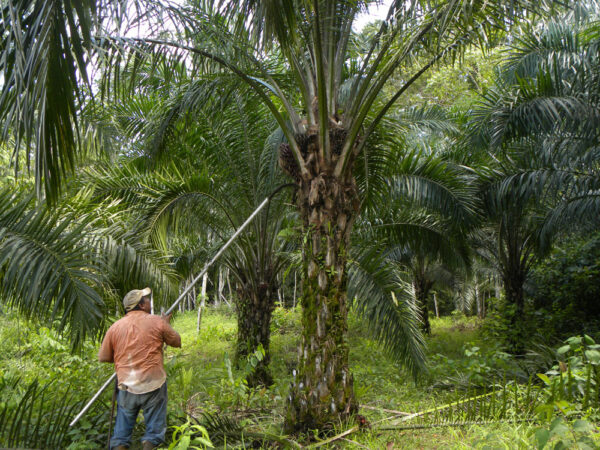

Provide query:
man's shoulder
left=139, top=313, right=166, bottom=329
left=108, top=313, right=139, bottom=329
left=110, top=312, right=163, bottom=330
left=106, top=316, right=125, bottom=332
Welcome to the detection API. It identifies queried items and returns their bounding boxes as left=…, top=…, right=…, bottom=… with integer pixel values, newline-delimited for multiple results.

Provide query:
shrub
left=528, top=233, right=600, bottom=340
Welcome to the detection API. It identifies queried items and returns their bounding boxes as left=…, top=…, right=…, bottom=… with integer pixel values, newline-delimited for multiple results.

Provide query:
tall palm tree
left=473, top=161, right=548, bottom=353
left=356, top=141, right=477, bottom=335
left=0, top=0, right=560, bottom=430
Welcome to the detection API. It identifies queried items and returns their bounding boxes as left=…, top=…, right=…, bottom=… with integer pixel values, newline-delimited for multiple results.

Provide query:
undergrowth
left=1, top=308, right=599, bottom=449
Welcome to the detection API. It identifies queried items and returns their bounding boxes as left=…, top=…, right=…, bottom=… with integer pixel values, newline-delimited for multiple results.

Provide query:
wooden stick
left=341, top=437, right=372, bottom=449
left=307, top=426, right=359, bottom=449
left=360, top=405, right=411, bottom=416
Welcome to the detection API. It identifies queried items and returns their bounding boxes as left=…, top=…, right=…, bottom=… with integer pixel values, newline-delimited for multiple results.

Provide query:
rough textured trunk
left=475, top=283, right=486, bottom=319
left=284, top=165, right=359, bottom=431
left=413, top=276, right=433, bottom=335
left=293, top=272, right=297, bottom=308
left=218, top=269, right=225, bottom=304
left=235, top=283, right=275, bottom=387
left=503, top=269, right=526, bottom=355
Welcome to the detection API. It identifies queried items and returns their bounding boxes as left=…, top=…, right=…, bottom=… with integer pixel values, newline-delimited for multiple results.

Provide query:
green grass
left=0, top=307, right=595, bottom=449
left=161, top=308, right=530, bottom=449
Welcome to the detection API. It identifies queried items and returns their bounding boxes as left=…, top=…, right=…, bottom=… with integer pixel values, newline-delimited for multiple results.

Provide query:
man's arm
left=161, top=313, right=182, bottom=348
left=98, top=330, right=114, bottom=362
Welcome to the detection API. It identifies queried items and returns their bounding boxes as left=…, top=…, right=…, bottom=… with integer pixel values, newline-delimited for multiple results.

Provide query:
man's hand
left=161, top=313, right=181, bottom=348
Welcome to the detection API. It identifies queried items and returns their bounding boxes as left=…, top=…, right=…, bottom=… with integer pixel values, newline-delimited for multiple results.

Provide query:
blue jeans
left=110, top=382, right=168, bottom=449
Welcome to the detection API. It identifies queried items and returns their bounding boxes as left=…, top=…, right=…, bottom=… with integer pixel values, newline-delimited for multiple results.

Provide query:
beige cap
left=123, top=287, right=152, bottom=312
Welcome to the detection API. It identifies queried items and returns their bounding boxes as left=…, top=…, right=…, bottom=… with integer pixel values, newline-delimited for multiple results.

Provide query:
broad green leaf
left=572, top=419, right=594, bottom=433
left=549, top=417, right=568, bottom=437
left=537, top=373, right=551, bottom=385
left=178, top=435, right=191, bottom=449
left=535, top=428, right=550, bottom=449
left=557, top=345, right=571, bottom=355
left=553, top=400, right=571, bottom=414
left=193, top=437, right=215, bottom=448
left=584, top=350, right=600, bottom=363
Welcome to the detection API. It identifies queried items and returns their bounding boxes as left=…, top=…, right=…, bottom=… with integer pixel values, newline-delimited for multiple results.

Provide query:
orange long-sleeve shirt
left=98, top=311, right=181, bottom=394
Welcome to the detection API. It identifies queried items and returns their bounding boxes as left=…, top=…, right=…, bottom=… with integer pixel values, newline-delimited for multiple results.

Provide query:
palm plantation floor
left=157, top=309, right=537, bottom=449
left=0, top=308, right=551, bottom=448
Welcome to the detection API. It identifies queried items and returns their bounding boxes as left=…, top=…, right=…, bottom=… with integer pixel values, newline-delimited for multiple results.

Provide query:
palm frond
left=390, top=150, right=479, bottom=229
left=348, top=246, right=427, bottom=376
left=0, top=377, right=107, bottom=448
left=0, top=0, right=99, bottom=201
left=0, top=188, right=105, bottom=348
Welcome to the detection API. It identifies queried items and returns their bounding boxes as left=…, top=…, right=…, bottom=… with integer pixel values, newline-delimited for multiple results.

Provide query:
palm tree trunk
left=226, top=268, right=232, bottom=302
left=413, top=277, right=432, bottom=335
left=293, top=272, right=297, bottom=309
left=285, top=166, right=359, bottom=432
left=218, top=268, right=225, bottom=304
left=503, top=268, right=526, bottom=355
left=475, top=281, right=482, bottom=319
left=235, top=284, right=275, bottom=387
left=277, top=275, right=283, bottom=305
left=433, top=292, right=439, bottom=318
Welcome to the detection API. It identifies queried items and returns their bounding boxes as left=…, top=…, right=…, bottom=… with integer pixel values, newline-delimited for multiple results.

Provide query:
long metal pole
left=69, top=196, right=271, bottom=427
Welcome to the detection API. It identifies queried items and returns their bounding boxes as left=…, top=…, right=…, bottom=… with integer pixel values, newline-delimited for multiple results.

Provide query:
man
left=99, top=287, right=181, bottom=450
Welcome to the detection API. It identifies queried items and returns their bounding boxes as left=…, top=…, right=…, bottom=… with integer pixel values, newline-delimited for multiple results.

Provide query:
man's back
left=99, top=310, right=181, bottom=394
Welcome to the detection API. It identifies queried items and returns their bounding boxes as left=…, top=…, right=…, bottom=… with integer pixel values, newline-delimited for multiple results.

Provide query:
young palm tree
left=83, top=87, right=296, bottom=386
left=356, top=143, right=477, bottom=335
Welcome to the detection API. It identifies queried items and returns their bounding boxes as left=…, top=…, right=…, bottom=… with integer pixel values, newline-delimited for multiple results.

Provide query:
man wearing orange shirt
left=99, top=287, right=181, bottom=450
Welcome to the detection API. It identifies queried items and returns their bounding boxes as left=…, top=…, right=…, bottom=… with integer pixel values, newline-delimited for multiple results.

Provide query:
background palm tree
left=82, top=83, right=297, bottom=386
left=465, top=1, right=600, bottom=352
left=355, top=113, right=477, bottom=335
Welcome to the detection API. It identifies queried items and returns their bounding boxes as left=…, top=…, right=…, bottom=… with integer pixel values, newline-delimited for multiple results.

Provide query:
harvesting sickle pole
left=69, top=184, right=295, bottom=427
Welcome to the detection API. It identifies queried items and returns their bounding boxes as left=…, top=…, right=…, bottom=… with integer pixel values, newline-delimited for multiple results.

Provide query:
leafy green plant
left=177, top=367, right=195, bottom=414
left=531, top=335, right=600, bottom=449
left=270, top=307, right=299, bottom=335
left=533, top=412, right=597, bottom=449
left=219, top=345, right=267, bottom=408
left=529, top=233, right=600, bottom=340
left=0, top=378, right=98, bottom=449
left=536, top=335, right=600, bottom=412
left=167, top=420, right=213, bottom=450
left=429, top=343, right=517, bottom=388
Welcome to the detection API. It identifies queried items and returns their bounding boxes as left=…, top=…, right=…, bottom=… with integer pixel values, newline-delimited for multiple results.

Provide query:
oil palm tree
left=465, top=2, right=600, bottom=352
left=82, top=85, right=296, bottom=386
left=0, top=0, right=560, bottom=429
left=355, top=133, right=477, bottom=335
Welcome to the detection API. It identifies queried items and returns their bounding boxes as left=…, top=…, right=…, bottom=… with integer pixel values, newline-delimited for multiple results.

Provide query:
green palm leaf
left=348, top=245, right=427, bottom=376
left=0, top=188, right=104, bottom=348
